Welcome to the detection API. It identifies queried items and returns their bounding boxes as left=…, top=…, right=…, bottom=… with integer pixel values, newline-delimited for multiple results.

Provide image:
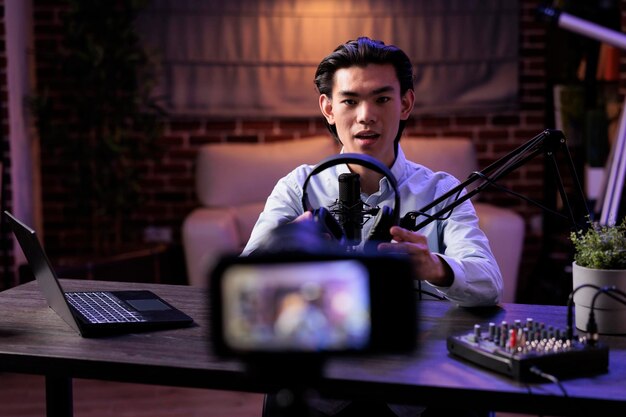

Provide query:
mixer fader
left=447, top=318, right=609, bottom=381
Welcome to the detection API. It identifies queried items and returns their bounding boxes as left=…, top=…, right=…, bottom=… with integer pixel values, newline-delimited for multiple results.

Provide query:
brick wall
left=26, top=0, right=625, bottom=292
left=156, top=0, right=550, bottom=291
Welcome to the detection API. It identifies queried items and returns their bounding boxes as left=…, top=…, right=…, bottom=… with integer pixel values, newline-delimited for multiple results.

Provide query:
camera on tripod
left=209, top=251, right=417, bottom=360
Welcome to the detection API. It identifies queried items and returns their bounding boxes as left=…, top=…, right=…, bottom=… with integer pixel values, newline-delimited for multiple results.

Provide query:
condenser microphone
left=337, top=172, right=363, bottom=247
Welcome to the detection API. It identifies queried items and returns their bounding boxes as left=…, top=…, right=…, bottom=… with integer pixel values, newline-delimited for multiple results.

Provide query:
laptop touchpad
left=127, top=299, right=171, bottom=311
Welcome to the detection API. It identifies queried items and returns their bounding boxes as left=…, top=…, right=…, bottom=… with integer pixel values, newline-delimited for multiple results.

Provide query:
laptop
left=5, top=211, right=194, bottom=337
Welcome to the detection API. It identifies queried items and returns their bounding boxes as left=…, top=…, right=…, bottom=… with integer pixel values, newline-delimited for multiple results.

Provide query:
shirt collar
left=390, top=146, right=407, bottom=183
left=338, top=146, right=407, bottom=184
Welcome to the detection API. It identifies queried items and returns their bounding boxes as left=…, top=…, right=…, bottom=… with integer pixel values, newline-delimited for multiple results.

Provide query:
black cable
left=590, top=286, right=626, bottom=310
left=415, top=288, right=446, bottom=301
left=587, top=286, right=626, bottom=342
left=529, top=366, right=569, bottom=398
left=566, top=283, right=601, bottom=340
left=413, top=277, right=446, bottom=300
left=568, top=284, right=626, bottom=343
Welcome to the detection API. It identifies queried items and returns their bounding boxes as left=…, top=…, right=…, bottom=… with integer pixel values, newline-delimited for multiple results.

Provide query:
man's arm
left=379, top=198, right=503, bottom=307
left=378, top=226, right=454, bottom=286
left=241, top=169, right=307, bottom=256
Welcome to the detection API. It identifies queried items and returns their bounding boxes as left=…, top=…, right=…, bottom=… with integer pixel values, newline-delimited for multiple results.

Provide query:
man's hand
left=293, top=211, right=314, bottom=223
left=291, top=211, right=334, bottom=241
left=377, top=226, right=454, bottom=287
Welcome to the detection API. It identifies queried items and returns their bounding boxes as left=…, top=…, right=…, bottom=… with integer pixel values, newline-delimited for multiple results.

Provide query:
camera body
left=209, top=252, right=417, bottom=359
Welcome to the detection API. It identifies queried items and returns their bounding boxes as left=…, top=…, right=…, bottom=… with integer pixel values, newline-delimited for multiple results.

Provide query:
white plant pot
left=572, top=261, right=626, bottom=335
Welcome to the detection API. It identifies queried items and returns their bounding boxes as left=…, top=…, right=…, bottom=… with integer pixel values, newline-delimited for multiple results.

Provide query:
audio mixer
left=447, top=318, right=609, bottom=381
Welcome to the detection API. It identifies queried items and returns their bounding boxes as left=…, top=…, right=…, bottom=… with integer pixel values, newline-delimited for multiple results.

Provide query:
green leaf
left=571, top=218, right=626, bottom=269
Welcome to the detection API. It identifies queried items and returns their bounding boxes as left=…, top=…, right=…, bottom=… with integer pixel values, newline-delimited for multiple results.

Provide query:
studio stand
left=248, top=356, right=326, bottom=417
left=399, top=129, right=589, bottom=304
left=401, top=129, right=588, bottom=233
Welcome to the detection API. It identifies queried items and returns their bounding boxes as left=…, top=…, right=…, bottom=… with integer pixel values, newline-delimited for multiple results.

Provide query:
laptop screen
left=4, top=211, right=82, bottom=333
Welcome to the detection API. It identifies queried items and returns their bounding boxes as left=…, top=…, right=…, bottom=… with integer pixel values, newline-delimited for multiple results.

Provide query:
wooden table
left=0, top=279, right=625, bottom=416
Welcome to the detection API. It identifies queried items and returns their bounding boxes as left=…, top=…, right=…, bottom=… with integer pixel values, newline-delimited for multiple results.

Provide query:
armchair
left=182, top=136, right=525, bottom=302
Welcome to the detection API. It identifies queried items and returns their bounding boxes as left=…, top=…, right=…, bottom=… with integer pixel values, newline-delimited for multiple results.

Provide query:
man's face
left=319, top=64, right=414, bottom=167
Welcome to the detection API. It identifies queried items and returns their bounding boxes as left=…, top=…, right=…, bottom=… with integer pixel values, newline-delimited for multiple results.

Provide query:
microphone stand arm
left=400, top=129, right=589, bottom=232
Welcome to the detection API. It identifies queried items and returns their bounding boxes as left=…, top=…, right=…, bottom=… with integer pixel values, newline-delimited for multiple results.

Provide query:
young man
left=242, top=37, right=502, bottom=308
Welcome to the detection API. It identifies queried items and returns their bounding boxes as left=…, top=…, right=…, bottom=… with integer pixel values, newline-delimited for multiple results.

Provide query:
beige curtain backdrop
left=137, top=0, right=519, bottom=117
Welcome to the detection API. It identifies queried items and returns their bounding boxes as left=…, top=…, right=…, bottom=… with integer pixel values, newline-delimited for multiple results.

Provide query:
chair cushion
left=195, top=136, right=338, bottom=207
left=401, top=137, right=478, bottom=182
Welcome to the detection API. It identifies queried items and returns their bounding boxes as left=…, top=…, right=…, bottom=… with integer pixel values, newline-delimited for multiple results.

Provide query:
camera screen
left=220, top=260, right=371, bottom=352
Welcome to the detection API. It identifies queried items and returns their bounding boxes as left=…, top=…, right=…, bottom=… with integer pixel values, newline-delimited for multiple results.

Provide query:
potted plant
left=33, top=0, right=165, bottom=255
left=570, top=218, right=626, bottom=334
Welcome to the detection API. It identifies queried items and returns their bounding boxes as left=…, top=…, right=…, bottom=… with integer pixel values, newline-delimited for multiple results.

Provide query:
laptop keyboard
left=66, top=292, right=148, bottom=324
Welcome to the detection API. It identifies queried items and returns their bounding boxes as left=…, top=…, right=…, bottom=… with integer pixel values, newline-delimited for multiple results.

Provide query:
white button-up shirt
left=242, top=146, right=503, bottom=307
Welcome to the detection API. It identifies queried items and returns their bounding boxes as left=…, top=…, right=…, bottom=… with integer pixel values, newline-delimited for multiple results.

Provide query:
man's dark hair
left=314, top=37, right=414, bottom=149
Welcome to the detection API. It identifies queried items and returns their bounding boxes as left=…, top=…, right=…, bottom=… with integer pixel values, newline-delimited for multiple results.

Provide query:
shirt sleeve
left=240, top=168, right=307, bottom=256
left=425, top=190, right=504, bottom=307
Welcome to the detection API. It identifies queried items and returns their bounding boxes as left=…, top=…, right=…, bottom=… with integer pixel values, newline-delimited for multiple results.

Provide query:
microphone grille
left=338, top=173, right=360, bottom=202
